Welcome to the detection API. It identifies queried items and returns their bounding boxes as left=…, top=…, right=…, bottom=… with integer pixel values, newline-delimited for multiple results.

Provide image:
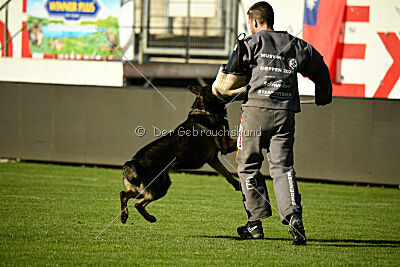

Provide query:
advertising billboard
left=27, top=0, right=122, bottom=59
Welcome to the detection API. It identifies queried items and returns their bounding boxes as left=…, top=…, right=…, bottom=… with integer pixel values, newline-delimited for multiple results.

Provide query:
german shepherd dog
left=120, top=85, right=239, bottom=224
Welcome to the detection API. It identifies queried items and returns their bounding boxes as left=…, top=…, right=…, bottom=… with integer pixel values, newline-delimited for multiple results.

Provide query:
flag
left=303, top=0, right=346, bottom=81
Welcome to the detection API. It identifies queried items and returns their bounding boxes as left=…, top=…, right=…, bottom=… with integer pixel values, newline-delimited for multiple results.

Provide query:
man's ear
left=253, top=19, right=258, bottom=28
left=187, top=85, right=202, bottom=95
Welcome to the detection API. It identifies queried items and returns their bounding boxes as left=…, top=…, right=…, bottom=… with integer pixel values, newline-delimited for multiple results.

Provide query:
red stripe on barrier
left=0, top=21, right=13, bottom=57
left=333, top=83, right=365, bottom=97
left=337, top=43, right=366, bottom=59
left=40, top=54, right=114, bottom=60
left=23, top=0, right=27, bottom=12
left=21, top=22, right=32, bottom=58
left=344, top=6, right=369, bottom=22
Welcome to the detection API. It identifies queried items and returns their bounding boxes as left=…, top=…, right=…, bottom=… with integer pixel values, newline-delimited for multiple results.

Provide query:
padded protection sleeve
left=212, top=65, right=248, bottom=101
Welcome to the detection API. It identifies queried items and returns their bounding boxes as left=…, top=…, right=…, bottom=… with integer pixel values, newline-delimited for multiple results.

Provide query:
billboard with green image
left=27, top=0, right=121, bottom=58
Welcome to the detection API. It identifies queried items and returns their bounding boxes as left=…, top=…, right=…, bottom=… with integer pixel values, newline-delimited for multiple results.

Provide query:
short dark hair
left=247, top=1, right=274, bottom=28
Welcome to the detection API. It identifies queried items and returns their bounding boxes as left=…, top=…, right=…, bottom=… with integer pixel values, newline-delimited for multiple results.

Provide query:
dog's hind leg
left=120, top=190, right=140, bottom=224
left=208, top=157, right=240, bottom=191
left=135, top=197, right=156, bottom=223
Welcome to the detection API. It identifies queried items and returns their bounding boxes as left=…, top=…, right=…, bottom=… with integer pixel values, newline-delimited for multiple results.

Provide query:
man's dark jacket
left=240, top=30, right=332, bottom=112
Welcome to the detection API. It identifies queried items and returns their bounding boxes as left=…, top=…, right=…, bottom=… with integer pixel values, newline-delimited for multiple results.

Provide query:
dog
left=120, top=85, right=239, bottom=224
left=29, top=22, right=44, bottom=47
left=50, top=39, right=64, bottom=52
left=99, top=28, right=119, bottom=53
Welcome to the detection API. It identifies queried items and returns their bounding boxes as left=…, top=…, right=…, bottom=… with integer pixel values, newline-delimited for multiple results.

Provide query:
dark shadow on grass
left=319, top=244, right=400, bottom=248
left=199, top=235, right=400, bottom=247
left=308, top=239, right=400, bottom=248
left=309, top=238, right=400, bottom=245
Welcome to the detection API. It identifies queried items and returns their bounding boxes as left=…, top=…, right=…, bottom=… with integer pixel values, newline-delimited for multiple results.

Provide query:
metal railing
left=140, top=0, right=237, bottom=62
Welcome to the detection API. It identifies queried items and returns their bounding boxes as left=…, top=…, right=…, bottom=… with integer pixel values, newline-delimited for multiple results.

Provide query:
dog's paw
left=147, top=215, right=157, bottom=223
left=121, top=212, right=128, bottom=224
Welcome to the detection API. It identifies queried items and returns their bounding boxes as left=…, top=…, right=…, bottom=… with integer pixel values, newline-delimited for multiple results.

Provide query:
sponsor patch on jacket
left=257, top=89, right=293, bottom=100
left=288, top=58, right=298, bottom=70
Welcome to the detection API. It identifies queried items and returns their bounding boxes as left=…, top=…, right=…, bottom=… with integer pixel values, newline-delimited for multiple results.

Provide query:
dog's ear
left=187, top=85, right=202, bottom=95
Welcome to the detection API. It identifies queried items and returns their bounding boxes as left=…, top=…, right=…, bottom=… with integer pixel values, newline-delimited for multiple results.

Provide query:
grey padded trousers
left=236, top=106, right=302, bottom=224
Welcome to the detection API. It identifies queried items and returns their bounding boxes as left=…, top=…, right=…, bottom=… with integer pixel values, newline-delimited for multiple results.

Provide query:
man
left=212, top=1, right=332, bottom=245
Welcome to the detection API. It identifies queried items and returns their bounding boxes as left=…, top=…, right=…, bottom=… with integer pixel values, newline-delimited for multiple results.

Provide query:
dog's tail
left=123, top=160, right=141, bottom=187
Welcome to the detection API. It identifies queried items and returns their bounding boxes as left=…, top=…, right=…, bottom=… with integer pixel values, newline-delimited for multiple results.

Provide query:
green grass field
left=0, top=162, right=399, bottom=266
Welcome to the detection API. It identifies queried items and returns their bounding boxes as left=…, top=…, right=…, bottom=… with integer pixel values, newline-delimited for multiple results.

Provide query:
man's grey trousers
left=236, top=106, right=302, bottom=224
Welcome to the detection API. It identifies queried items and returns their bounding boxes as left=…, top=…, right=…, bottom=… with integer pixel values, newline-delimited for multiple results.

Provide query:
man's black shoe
left=289, top=214, right=306, bottom=245
left=237, top=220, right=264, bottom=239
